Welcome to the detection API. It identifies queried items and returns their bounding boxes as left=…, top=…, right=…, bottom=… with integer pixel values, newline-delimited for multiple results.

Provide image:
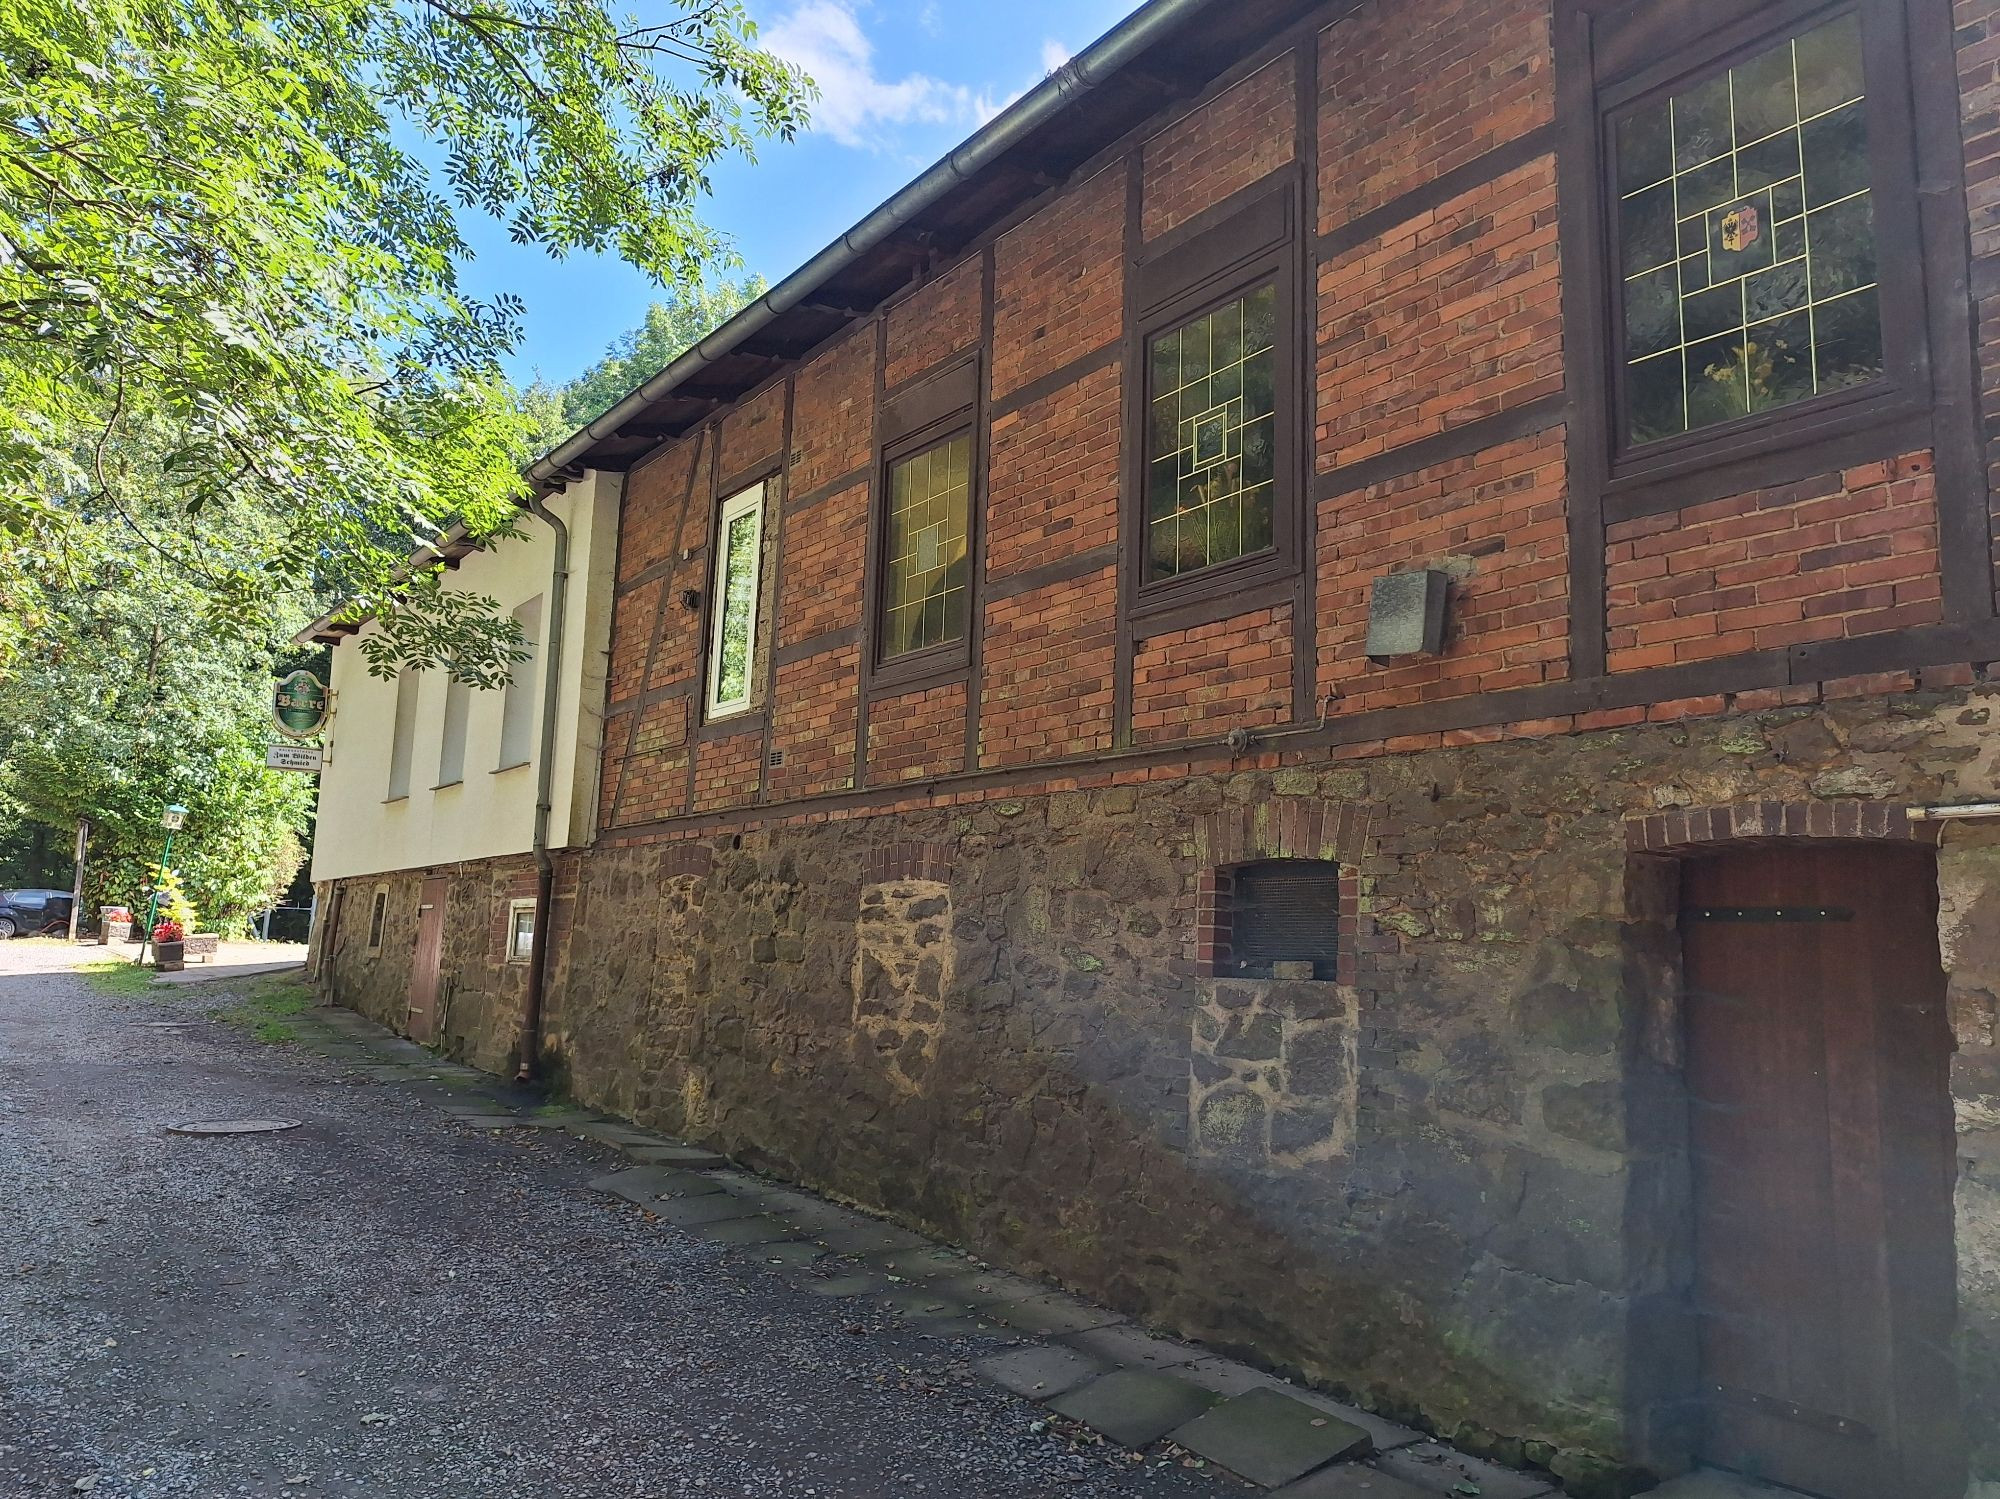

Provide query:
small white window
left=437, top=676, right=470, bottom=787
left=498, top=595, right=542, bottom=771
left=506, top=898, right=536, bottom=963
left=706, top=484, right=766, bottom=719
left=366, top=887, right=389, bottom=953
left=386, top=672, right=419, bottom=801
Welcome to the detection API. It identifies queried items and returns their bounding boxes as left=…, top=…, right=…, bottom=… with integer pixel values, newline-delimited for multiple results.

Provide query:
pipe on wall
left=516, top=486, right=574, bottom=1083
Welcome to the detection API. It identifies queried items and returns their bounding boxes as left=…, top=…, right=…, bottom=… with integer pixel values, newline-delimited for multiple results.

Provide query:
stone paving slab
left=929, top=1267, right=1044, bottom=1305
left=812, top=1220, right=932, bottom=1255
left=878, top=1288, right=984, bottom=1322
left=975, top=1344, right=1110, bottom=1400
left=652, top=1170, right=727, bottom=1198
left=1060, top=1323, right=1205, bottom=1372
left=1049, top=1370, right=1221, bottom=1449
left=990, top=1292, right=1128, bottom=1337
left=1177, top=1359, right=1423, bottom=1454
left=652, top=1191, right=768, bottom=1227
left=1169, top=1386, right=1373, bottom=1490
left=1373, top=1442, right=1557, bottom=1498
left=626, top=1143, right=731, bottom=1167
left=1272, top=1464, right=1440, bottom=1498
left=452, top=1113, right=533, bottom=1129
left=688, top=1214, right=799, bottom=1247
left=750, top=1240, right=829, bottom=1268
left=863, top=1246, right=977, bottom=1281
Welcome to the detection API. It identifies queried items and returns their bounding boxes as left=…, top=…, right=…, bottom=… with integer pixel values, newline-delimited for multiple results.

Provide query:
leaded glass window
left=1147, top=283, right=1278, bottom=579
left=706, top=483, right=764, bottom=717
left=1615, top=12, right=1882, bottom=445
left=881, top=434, right=971, bottom=660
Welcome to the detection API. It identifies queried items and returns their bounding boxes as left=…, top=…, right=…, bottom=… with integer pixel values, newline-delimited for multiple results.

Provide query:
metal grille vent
left=1231, top=860, right=1341, bottom=980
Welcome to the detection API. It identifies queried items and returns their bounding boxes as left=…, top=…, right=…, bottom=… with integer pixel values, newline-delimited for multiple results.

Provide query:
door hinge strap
left=1711, top=1384, right=1875, bottom=1441
left=1684, top=906, right=1854, bottom=923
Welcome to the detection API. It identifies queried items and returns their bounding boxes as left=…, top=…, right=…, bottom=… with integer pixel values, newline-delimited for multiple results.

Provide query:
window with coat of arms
left=1613, top=11, right=1883, bottom=446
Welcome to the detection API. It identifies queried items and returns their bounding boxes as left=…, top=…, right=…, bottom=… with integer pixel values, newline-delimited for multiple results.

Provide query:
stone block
left=1048, top=1369, right=1220, bottom=1448
left=652, top=1191, right=766, bottom=1227
left=1168, top=1386, right=1373, bottom=1488
left=1177, top=1361, right=1423, bottom=1453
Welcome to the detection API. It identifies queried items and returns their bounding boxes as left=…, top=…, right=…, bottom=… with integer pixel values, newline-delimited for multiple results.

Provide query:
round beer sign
left=272, top=670, right=329, bottom=740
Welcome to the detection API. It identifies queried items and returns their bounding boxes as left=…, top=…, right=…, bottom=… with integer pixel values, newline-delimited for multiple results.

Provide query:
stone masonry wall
left=519, top=686, right=2000, bottom=1493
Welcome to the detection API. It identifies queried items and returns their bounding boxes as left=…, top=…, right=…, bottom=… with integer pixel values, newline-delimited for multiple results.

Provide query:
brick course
left=722, top=381, right=786, bottom=478
left=886, top=257, right=985, bottom=389
left=979, top=566, right=1117, bottom=767
left=1132, top=605, right=1294, bottom=745
left=1604, top=452, right=1942, bottom=672
left=1315, top=155, right=1563, bottom=472
left=770, top=644, right=859, bottom=800
left=992, top=162, right=1126, bottom=402
left=1317, top=428, right=1570, bottom=712
left=691, top=727, right=763, bottom=813
left=1142, top=55, right=1296, bottom=242
left=867, top=680, right=970, bottom=782
left=779, top=483, right=869, bottom=649
left=986, top=362, right=1121, bottom=581
left=1316, top=0, right=1555, bottom=234
left=790, top=327, right=878, bottom=497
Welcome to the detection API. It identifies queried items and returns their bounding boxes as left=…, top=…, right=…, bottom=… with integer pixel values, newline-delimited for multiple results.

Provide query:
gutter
left=521, top=0, right=1219, bottom=493
left=515, top=487, right=574, bottom=1083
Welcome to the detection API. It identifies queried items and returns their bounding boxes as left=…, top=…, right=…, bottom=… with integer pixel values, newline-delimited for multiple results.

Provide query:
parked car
left=0, top=889, right=75, bottom=939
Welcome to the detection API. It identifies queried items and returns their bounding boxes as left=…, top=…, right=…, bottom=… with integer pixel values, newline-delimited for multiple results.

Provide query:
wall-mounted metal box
left=1365, top=569, right=1450, bottom=663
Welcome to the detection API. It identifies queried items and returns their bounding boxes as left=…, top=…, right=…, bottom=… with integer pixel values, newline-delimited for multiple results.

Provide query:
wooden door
left=407, top=877, right=447, bottom=1045
left=1681, top=844, right=1961, bottom=1499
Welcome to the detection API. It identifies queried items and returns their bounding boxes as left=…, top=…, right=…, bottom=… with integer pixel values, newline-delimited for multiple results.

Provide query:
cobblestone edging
left=283, top=1002, right=1571, bottom=1498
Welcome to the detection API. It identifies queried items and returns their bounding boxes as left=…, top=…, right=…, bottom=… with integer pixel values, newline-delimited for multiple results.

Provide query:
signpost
left=272, top=671, right=329, bottom=739
left=266, top=743, right=324, bottom=773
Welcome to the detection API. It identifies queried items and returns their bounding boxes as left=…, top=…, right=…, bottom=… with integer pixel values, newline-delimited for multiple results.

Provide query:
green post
left=137, top=804, right=188, bottom=965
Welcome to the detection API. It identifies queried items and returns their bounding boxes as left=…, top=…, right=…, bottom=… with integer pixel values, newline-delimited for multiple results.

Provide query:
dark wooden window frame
left=695, top=459, right=780, bottom=738
left=864, top=353, right=982, bottom=696
left=1561, top=0, right=1938, bottom=523
left=1123, top=177, right=1306, bottom=632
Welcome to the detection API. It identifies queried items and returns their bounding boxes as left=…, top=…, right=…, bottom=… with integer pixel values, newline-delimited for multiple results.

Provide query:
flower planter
left=154, top=941, right=185, bottom=973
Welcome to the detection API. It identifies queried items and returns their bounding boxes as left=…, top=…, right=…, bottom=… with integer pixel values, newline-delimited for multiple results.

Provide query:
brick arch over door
left=1626, top=801, right=1939, bottom=854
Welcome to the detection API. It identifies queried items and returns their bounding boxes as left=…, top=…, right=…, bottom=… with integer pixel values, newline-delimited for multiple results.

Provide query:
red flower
left=153, top=920, right=184, bottom=943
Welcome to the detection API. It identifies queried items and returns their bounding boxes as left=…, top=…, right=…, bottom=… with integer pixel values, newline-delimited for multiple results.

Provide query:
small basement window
left=366, top=887, right=389, bottom=953
left=1221, top=860, right=1343, bottom=980
left=506, top=898, right=536, bottom=963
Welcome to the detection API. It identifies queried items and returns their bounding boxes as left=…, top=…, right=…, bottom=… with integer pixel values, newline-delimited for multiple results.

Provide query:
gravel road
left=0, top=944, right=1226, bottom=1498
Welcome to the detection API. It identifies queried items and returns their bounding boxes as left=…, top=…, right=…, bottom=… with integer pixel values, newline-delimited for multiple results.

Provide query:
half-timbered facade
left=312, top=0, right=2000, bottom=1490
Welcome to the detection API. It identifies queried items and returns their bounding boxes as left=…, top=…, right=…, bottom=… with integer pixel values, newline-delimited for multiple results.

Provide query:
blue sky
left=466, top=0, right=1147, bottom=389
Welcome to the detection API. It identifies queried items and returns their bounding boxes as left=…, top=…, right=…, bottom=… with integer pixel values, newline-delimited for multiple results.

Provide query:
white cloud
left=1040, top=39, right=1071, bottom=74
left=765, top=0, right=999, bottom=150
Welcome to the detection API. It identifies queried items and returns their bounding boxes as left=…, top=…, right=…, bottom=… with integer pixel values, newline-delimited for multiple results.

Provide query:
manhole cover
left=167, top=1119, right=301, bottom=1136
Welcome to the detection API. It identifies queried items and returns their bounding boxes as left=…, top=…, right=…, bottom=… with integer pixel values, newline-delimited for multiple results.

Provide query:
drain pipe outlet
left=517, top=488, right=573, bottom=1083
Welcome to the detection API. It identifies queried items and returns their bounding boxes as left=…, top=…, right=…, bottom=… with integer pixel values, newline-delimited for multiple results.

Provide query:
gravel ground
left=0, top=944, right=1228, bottom=1498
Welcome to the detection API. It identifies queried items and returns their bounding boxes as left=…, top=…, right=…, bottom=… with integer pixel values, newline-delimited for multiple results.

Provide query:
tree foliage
left=0, top=492, right=319, bottom=932
left=0, top=0, right=807, bottom=687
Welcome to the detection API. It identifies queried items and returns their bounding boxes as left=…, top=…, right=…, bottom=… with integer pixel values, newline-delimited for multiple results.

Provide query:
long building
left=303, top=0, right=2000, bottom=1492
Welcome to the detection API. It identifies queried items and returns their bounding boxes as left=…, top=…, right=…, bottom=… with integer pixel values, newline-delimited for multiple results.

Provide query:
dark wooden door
left=1682, top=844, right=1962, bottom=1499
left=407, top=877, right=447, bottom=1045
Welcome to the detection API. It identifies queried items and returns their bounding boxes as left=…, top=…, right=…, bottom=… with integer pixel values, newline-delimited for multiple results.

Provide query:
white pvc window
left=706, top=483, right=765, bottom=719
left=506, top=898, right=536, bottom=962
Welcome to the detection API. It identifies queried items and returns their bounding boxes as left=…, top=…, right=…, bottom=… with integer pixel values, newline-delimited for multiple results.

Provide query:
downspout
left=516, top=487, right=573, bottom=1083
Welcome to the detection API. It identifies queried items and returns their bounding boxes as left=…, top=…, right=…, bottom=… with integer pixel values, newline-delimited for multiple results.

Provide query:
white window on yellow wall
left=386, top=672, right=419, bottom=801
left=438, top=675, right=470, bottom=788
left=706, top=482, right=765, bottom=719
left=498, top=594, right=542, bottom=771
left=506, top=898, right=536, bottom=963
